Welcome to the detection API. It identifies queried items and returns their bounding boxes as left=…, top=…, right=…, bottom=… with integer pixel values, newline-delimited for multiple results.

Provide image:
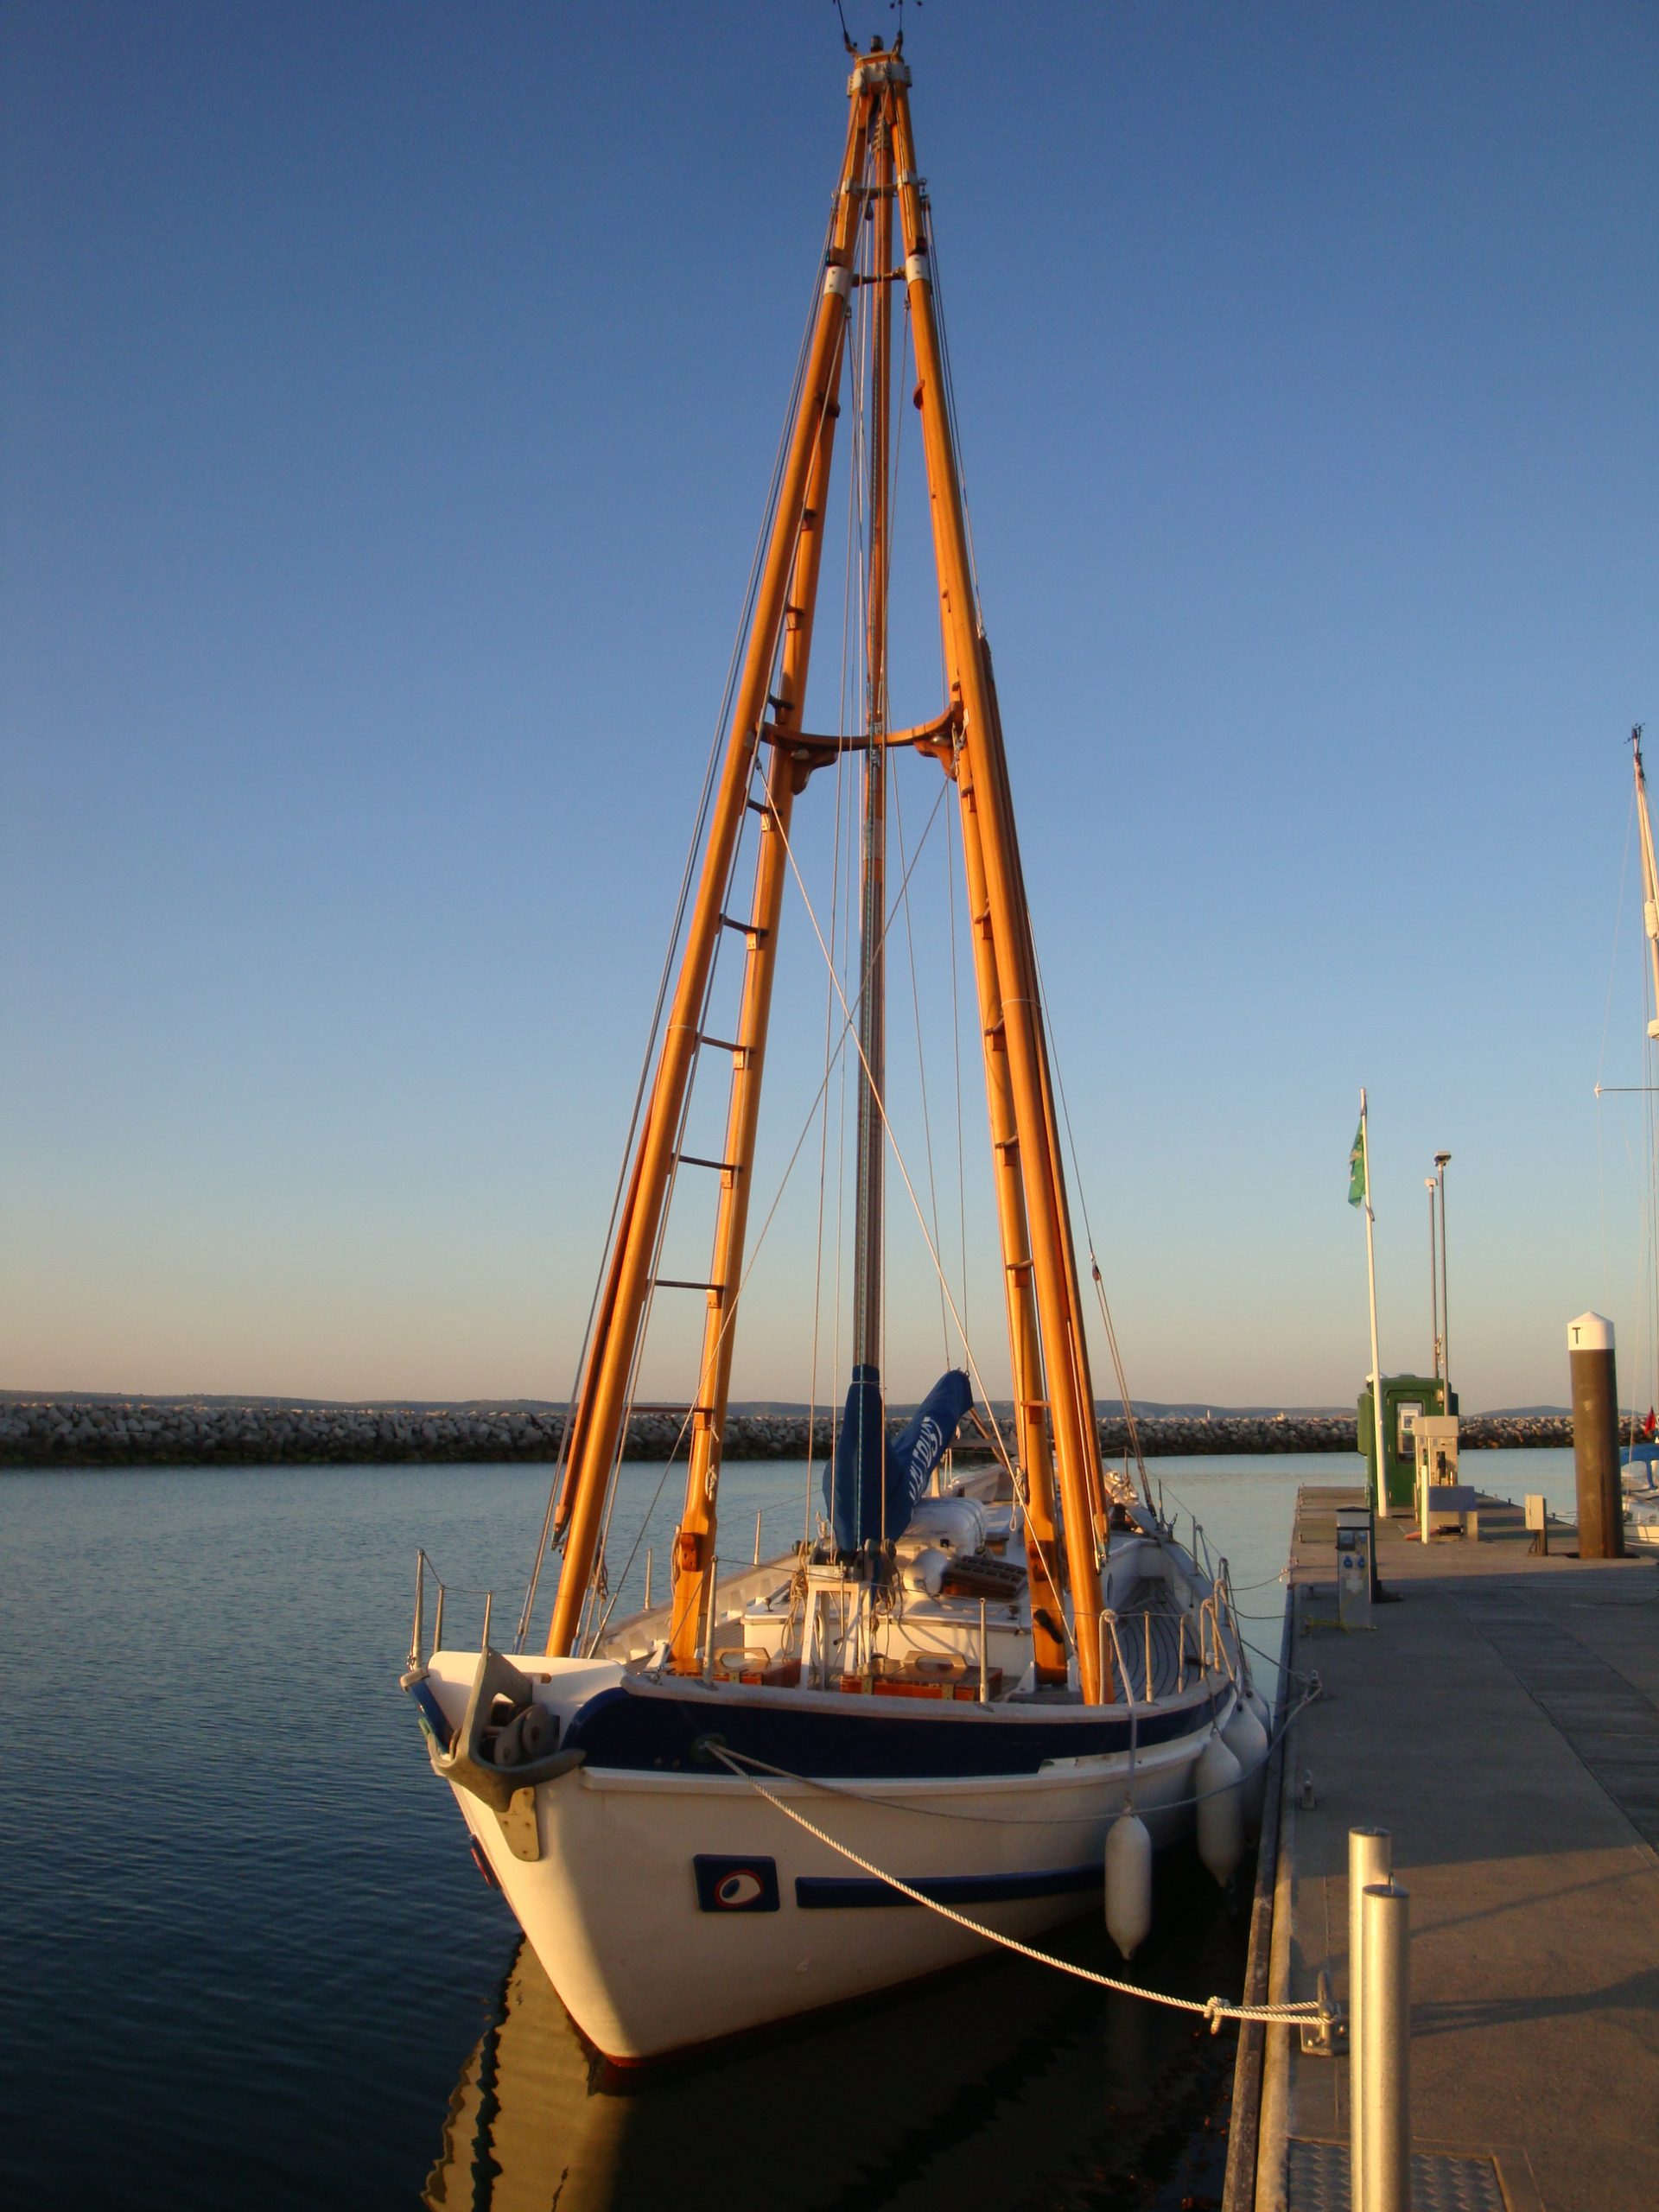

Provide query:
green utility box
left=1358, top=1375, right=1450, bottom=1513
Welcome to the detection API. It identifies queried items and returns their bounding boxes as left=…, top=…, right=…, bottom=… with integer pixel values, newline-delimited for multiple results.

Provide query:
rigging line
left=588, top=803, right=751, bottom=1627
left=1597, top=776, right=1638, bottom=1094
left=605, top=238, right=860, bottom=1618
left=518, top=211, right=836, bottom=1650
left=807, top=684, right=850, bottom=1546
left=945, top=792, right=969, bottom=1359
left=582, top=715, right=796, bottom=1646
left=709, top=1747, right=1333, bottom=2036
left=1029, top=934, right=1154, bottom=1511
left=590, top=713, right=959, bottom=1638
left=892, top=771, right=950, bottom=1357
left=593, top=905, right=931, bottom=1647
left=1596, top=777, right=1640, bottom=1319
left=768, top=786, right=1025, bottom=1501
left=920, top=196, right=982, bottom=618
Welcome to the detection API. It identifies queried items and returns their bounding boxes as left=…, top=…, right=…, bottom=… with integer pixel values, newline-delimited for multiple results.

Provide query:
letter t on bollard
left=1361, top=1882, right=1411, bottom=2212
left=1347, top=1827, right=1391, bottom=2212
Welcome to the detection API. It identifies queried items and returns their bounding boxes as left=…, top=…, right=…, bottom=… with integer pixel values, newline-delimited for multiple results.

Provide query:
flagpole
left=1360, top=1086, right=1385, bottom=1513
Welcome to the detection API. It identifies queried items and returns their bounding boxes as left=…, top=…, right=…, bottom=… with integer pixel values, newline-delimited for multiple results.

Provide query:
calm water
left=0, top=1448, right=1573, bottom=2209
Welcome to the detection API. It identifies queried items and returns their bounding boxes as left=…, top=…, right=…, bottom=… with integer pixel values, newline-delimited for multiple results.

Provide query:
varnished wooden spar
left=544, top=93, right=872, bottom=1660
left=548, top=47, right=1112, bottom=1702
left=888, top=79, right=1108, bottom=1696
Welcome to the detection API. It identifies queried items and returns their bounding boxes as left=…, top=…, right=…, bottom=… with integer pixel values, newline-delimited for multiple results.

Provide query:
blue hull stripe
left=563, top=1681, right=1218, bottom=1780
left=796, top=1862, right=1102, bottom=1910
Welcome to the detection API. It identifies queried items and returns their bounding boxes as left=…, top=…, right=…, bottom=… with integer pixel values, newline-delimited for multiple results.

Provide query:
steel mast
left=850, top=118, right=893, bottom=1493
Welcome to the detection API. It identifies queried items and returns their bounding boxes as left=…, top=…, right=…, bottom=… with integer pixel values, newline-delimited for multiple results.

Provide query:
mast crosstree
left=545, top=46, right=1109, bottom=1700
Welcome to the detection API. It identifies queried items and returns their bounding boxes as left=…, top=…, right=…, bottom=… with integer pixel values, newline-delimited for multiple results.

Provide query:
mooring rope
left=708, top=1742, right=1331, bottom=2031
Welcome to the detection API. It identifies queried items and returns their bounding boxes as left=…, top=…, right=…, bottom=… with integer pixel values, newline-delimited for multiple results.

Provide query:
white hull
left=420, top=1649, right=1232, bottom=2062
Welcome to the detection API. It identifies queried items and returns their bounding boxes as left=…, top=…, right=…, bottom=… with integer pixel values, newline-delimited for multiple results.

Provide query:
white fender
left=1104, top=1807, right=1153, bottom=1961
left=1222, top=1695, right=1271, bottom=1839
left=1194, top=1730, right=1244, bottom=1885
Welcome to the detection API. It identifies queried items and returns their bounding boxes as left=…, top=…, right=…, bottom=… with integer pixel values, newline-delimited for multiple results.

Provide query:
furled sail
left=824, top=1367, right=973, bottom=1553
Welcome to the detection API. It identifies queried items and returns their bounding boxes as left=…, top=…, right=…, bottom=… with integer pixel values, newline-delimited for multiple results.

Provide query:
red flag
left=1643, top=1407, right=1656, bottom=1440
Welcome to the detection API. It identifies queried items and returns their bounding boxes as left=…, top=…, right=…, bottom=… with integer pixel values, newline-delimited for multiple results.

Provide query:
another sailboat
left=402, top=39, right=1264, bottom=2063
left=1618, top=728, right=1659, bottom=1547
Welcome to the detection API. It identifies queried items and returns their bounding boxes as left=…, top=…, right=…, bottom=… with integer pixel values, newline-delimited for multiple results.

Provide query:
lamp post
left=1433, top=1152, right=1452, bottom=1409
left=1426, top=1177, right=1440, bottom=1386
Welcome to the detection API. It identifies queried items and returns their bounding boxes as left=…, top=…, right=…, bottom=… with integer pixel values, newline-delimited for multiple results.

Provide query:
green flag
left=1347, top=1116, right=1367, bottom=1208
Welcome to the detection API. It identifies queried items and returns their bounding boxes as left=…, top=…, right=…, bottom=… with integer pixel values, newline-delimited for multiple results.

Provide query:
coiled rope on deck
left=707, top=1742, right=1331, bottom=2032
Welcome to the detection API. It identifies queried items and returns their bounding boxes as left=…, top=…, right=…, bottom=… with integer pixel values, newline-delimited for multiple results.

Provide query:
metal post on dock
left=1348, top=1826, right=1391, bottom=2210
left=644, top=1548, right=653, bottom=1610
left=1360, top=1881, right=1411, bottom=2212
left=753, top=1508, right=763, bottom=1566
left=1568, top=1313, right=1624, bottom=1559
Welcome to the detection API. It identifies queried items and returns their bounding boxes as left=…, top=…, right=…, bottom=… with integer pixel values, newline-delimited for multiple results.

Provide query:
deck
left=1249, top=1484, right=1659, bottom=2211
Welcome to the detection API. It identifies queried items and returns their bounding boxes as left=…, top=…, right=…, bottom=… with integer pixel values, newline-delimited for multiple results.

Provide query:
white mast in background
left=1351, top=1089, right=1385, bottom=1505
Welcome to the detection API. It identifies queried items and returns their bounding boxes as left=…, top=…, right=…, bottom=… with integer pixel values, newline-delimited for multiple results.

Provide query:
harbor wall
left=0, top=1400, right=1573, bottom=1469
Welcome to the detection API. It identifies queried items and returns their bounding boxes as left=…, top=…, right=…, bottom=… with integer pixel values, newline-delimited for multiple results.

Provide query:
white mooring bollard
left=1348, top=1826, right=1392, bottom=2211
left=1360, top=1881, right=1411, bottom=2212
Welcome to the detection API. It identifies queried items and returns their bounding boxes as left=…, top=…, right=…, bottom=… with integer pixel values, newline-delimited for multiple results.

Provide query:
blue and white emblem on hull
left=693, top=1855, right=780, bottom=1912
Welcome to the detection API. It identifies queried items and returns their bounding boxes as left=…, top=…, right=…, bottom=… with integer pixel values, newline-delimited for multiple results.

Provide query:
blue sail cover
left=824, top=1366, right=974, bottom=1552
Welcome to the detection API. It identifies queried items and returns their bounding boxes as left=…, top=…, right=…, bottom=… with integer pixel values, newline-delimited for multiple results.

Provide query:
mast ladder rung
left=698, top=1033, right=743, bottom=1055
left=677, top=1153, right=741, bottom=1176
left=652, top=1279, right=727, bottom=1296
left=721, top=912, right=770, bottom=944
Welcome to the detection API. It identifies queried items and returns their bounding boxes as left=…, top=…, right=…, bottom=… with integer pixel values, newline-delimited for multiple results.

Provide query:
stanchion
left=1348, top=1826, right=1391, bottom=2210
left=1361, top=1881, right=1411, bottom=2212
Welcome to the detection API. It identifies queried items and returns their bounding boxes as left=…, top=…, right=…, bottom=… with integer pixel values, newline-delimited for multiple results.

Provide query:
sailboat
left=1617, top=728, right=1659, bottom=1547
left=401, top=37, right=1265, bottom=2063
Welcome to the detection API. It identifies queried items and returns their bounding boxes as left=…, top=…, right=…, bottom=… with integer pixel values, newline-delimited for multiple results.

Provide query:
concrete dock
left=1251, top=1486, right=1659, bottom=2211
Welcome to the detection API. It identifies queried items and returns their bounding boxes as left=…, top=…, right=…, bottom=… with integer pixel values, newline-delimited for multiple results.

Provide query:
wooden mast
left=547, top=86, right=874, bottom=1657
left=664, top=411, right=842, bottom=1670
left=888, top=79, right=1108, bottom=1700
left=550, top=46, right=1110, bottom=1702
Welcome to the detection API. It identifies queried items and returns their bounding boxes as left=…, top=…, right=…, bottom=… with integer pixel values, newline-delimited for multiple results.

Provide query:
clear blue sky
left=3, top=2, right=1656, bottom=1414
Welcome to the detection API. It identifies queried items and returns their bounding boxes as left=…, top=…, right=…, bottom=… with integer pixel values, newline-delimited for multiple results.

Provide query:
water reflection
left=425, top=1859, right=1244, bottom=2212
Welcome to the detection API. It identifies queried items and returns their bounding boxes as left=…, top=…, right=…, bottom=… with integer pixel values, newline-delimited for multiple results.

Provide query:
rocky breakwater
left=0, top=1400, right=1573, bottom=1469
left=1458, top=1413, right=1572, bottom=1449
left=1102, top=1412, right=1358, bottom=1458
left=0, top=1400, right=844, bottom=1467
